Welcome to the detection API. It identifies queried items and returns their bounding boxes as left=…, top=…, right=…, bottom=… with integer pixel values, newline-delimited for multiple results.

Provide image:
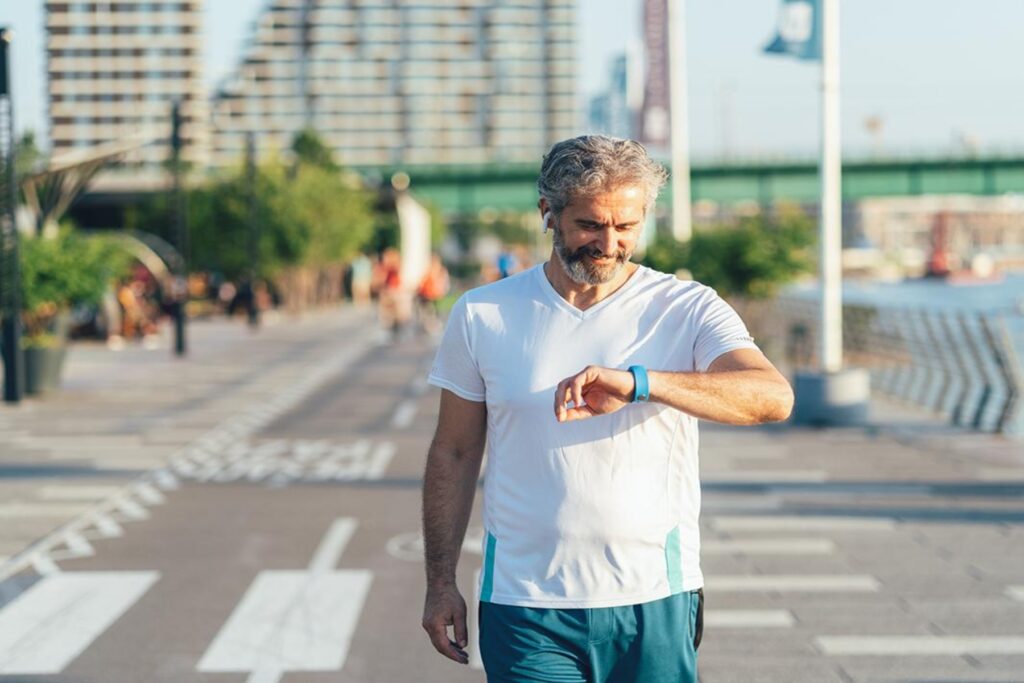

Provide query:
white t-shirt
left=428, top=264, right=758, bottom=608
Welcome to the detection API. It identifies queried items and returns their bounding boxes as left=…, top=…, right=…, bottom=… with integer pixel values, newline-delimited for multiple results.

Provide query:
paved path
left=0, top=310, right=1022, bottom=682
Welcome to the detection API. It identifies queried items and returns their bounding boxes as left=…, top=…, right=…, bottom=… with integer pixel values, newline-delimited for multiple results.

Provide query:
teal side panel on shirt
left=481, top=531, right=497, bottom=602
left=665, top=526, right=684, bottom=594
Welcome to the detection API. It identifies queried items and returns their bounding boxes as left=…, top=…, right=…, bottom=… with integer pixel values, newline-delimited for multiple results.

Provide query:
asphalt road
left=0, top=335, right=487, bottom=683
left=1, top=328, right=1022, bottom=682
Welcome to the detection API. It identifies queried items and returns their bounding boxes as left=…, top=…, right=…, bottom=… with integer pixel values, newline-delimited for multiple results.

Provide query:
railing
left=772, top=297, right=1024, bottom=436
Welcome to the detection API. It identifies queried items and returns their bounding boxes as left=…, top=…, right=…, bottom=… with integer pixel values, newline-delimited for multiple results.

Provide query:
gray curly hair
left=537, top=135, right=669, bottom=216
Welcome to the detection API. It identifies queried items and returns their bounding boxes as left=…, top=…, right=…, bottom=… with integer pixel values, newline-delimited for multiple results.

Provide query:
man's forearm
left=422, top=440, right=484, bottom=589
left=648, top=368, right=793, bottom=425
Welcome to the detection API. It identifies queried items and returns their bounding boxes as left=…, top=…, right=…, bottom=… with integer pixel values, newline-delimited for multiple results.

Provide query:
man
left=421, top=136, right=794, bottom=682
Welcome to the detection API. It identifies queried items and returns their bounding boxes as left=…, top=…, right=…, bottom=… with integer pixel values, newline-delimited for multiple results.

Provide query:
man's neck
left=543, top=255, right=639, bottom=311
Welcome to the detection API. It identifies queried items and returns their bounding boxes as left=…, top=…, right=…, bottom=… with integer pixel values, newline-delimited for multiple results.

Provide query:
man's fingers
left=562, top=405, right=597, bottom=421
left=571, top=375, right=585, bottom=412
left=424, top=618, right=469, bottom=664
left=454, top=608, right=469, bottom=649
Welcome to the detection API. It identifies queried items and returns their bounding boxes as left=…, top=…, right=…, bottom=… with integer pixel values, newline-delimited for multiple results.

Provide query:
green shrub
left=20, top=229, right=131, bottom=339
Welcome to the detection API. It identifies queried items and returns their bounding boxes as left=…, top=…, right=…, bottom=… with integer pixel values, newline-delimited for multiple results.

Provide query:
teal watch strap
left=629, top=365, right=649, bottom=403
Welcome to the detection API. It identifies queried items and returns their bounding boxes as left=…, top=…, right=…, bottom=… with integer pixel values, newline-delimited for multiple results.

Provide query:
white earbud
left=542, top=212, right=552, bottom=234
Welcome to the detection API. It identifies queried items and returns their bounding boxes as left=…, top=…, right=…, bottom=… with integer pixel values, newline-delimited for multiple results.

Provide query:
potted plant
left=19, top=228, right=129, bottom=394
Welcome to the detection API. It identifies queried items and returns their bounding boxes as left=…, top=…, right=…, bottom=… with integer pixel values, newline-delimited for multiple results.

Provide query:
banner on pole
left=763, top=0, right=821, bottom=61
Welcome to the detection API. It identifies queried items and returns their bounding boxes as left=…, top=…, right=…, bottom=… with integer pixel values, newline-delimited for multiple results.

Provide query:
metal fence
left=772, top=297, right=1024, bottom=436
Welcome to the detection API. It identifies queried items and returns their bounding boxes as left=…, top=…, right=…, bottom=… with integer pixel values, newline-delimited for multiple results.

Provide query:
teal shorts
left=479, top=589, right=703, bottom=683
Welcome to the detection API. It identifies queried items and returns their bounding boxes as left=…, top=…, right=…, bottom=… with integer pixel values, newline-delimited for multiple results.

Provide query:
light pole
left=246, top=131, right=260, bottom=329
left=0, top=27, right=23, bottom=403
left=667, top=0, right=692, bottom=242
left=170, top=100, right=187, bottom=356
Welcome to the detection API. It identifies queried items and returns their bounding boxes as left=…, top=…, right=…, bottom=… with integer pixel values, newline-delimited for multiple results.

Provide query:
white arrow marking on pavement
left=197, top=518, right=373, bottom=683
left=814, top=636, right=1024, bottom=656
left=0, top=571, right=159, bottom=674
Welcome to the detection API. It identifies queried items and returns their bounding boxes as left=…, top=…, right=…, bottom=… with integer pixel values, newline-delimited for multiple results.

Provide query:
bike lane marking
left=197, top=517, right=372, bottom=683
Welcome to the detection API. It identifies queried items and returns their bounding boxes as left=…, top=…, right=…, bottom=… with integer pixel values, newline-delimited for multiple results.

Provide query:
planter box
left=24, top=346, right=68, bottom=395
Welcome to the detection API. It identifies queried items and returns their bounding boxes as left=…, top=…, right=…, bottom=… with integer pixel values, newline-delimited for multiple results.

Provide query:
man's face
left=549, top=185, right=646, bottom=285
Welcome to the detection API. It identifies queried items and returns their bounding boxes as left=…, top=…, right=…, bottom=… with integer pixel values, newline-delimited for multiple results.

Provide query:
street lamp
left=0, top=26, right=24, bottom=403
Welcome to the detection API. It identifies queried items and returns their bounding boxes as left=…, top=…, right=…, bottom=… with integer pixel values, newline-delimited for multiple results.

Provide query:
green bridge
left=369, top=155, right=1024, bottom=215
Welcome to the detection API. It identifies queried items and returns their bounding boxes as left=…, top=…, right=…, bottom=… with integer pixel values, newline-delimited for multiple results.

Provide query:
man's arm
left=421, top=389, right=487, bottom=665
left=554, top=348, right=794, bottom=425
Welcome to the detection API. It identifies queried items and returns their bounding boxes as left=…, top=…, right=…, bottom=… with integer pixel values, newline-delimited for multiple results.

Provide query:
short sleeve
left=692, top=288, right=759, bottom=372
left=427, top=295, right=486, bottom=402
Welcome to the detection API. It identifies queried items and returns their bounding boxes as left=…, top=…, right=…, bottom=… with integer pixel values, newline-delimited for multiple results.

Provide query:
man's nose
left=596, top=229, right=618, bottom=255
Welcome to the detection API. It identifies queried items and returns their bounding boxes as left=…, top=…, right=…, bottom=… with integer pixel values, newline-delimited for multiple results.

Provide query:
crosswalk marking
left=197, top=518, right=372, bottom=682
left=0, top=571, right=159, bottom=674
left=0, top=503, right=91, bottom=519
left=701, top=538, right=835, bottom=555
left=814, top=635, right=1024, bottom=656
left=391, top=399, right=418, bottom=430
left=705, top=575, right=880, bottom=592
left=702, top=469, right=827, bottom=482
left=37, top=485, right=126, bottom=501
left=709, top=516, right=897, bottom=532
left=705, top=610, right=795, bottom=627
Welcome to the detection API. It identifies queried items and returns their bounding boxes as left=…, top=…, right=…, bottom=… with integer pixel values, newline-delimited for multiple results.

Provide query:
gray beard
left=552, top=224, right=631, bottom=285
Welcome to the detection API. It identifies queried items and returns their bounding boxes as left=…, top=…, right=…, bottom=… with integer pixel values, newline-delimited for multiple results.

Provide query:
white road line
left=364, top=441, right=396, bottom=479
left=710, top=516, right=897, bottom=532
left=391, top=399, right=418, bottom=430
left=30, top=553, right=60, bottom=576
left=133, top=483, right=165, bottom=505
left=977, top=468, right=1024, bottom=481
left=37, top=486, right=126, bottom=501
left=198, top=518, right=372, bottom=682
left=114, top=497, right=149, bottom=520
left=702, top=470, right=828, bottom=482
left=701, top=538, right=836, bottom=555
left=705, top=610, right=795, bottom=628
left=308, top=518, right=357, bottom=574
left=1006, top=586, right=1024, bottom=601
left=705, top=575, right=881, bottom=592
left=0, top=503, right=90, bottom=518
left=0, top=571, right=159, bottom=674
left=814, top=636, right=1024, bottom=656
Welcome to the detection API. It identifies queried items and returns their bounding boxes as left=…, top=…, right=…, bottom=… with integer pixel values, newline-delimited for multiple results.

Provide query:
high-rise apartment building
left=45, top=0, right=208, bottom=169
left=210, top=0, right=577, bottom=168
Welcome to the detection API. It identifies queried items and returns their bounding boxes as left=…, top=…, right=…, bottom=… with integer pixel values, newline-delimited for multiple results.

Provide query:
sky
left=4, top=0, right=1024, bottom=160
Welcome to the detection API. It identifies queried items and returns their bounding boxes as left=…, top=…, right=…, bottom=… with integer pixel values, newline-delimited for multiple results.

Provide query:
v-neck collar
left=535, top=262, right=646, bottom=320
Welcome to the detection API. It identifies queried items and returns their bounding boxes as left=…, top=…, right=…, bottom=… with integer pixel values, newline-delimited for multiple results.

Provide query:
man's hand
left=422, top=584, right=470, bottom=665
left=554, top=365, right=634, bottom=422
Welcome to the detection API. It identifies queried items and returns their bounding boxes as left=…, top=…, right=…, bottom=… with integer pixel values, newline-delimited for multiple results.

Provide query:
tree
left=644, top=207, right=815, bottom=299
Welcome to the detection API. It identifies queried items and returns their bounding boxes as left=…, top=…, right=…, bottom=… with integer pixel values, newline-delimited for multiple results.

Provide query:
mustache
left=564, top=246, right=629, bottom=264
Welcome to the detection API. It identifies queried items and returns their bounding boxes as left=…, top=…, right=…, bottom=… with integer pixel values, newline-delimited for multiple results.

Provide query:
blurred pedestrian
left=417, top=253, right=450, bottom=336
left=350, top=252, right=373, bottom=306
left=376, top=248, right=410, bottom=340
